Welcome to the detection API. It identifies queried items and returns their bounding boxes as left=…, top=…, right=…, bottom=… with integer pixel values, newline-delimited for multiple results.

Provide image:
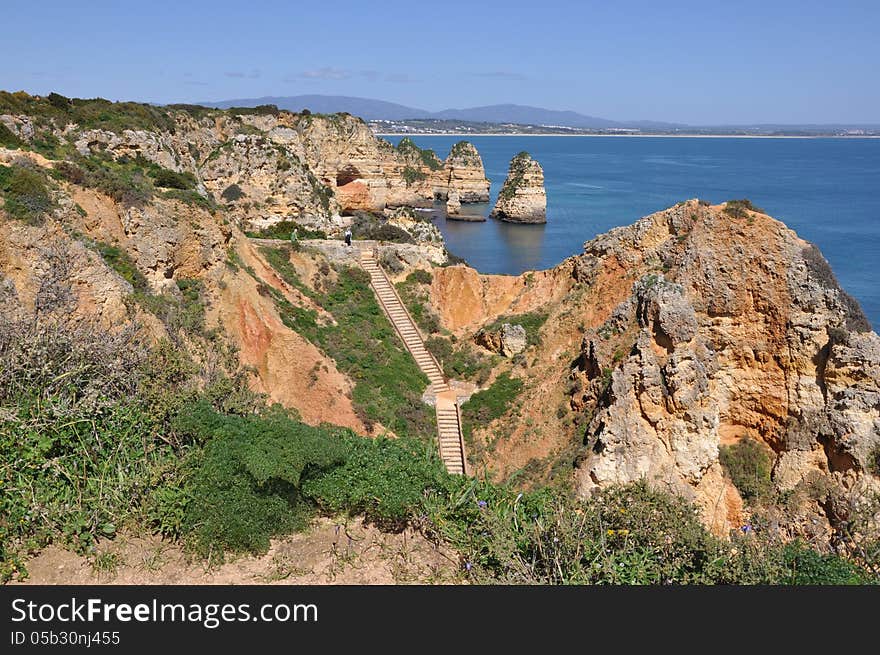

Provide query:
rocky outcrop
left=491, top=152, right=546, bottom=224
left=1, top=96, right=491, bottom=237
left=439, top=141, right=490, bottom=203
left=475, top=323, right=527, bottom=357
left=445, top=191, right=461, bottom=215
left=566, top=200, right=880, bottom=532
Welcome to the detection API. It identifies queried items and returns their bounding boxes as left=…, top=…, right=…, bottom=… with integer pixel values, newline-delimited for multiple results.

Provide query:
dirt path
left=13, top=518, right=462, bottom=585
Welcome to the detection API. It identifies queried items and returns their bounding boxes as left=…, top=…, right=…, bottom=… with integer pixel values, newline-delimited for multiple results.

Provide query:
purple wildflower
left=477, top=500, right=488, bottom=509
left=465, top=562, right=472, bottom=571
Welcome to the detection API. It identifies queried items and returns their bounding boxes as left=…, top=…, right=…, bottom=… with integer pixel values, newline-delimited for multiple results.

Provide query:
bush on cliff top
left=0, top=91, right=177, bottom=134
left=723, top=198, right=765, bottom=219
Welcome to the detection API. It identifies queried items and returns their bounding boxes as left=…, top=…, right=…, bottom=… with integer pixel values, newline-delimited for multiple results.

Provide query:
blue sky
left=2, top=0, right=878, bottom=124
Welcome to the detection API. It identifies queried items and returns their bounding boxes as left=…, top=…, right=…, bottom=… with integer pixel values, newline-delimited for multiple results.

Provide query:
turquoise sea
left=384, top=135, right=880, bottom=329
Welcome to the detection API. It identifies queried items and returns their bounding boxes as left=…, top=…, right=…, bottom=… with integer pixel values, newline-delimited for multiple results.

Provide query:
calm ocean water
left=384, top=135, right=880, bottom=329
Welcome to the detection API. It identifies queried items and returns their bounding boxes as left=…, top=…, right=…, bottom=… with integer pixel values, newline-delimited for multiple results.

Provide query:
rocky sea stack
left=442, top=141, right=490, bottom=203
left=491, top=151, right=546, bottom=224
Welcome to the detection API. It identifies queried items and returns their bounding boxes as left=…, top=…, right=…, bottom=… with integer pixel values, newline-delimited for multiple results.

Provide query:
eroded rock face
left=440, top=141, right=490, bottom=203
left=475, top=323, right=527, bottom=357
left=568, top=200, right=880, bottom=531
left=445, top=191, right=461, bottom=215
left=491, top=152, right=546, bottom=224
left=2, top=107, right=491, bottom=236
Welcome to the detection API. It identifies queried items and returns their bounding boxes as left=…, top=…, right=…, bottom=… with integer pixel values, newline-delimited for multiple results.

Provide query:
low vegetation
left=53, top=153, right=211, bottom=209
left=245, top=219, right=327, bottom=241
left=498, top=151, right=531, bottom=201
left=349, top=211, right=414, bottom=243
left=719, top=438, right=773, bottom=502
left=0, top=91, right=177, bottom=135
left=396, top=137, right=443, bottom=170
left=459, top=373, right=524, bottom=442
left=92, top=239, right=149, bottom=291
left=723, top=198, right=765, bottom=219
left=425, top=336, right=495, bottom=385
left=0, top=162, right=53, bottom=224
left=396, top=270, right=440, bottom=334
left=259, top=255, right=433, bottom=437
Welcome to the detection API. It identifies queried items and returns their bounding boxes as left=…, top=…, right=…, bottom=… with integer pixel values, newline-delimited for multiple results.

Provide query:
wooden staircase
left=358, top=245, right=467, bottom=475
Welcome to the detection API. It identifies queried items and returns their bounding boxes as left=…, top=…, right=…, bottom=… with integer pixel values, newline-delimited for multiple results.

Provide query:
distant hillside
left=193, top=95, right=880, bottom=134
left=201, top=95, right=433, bottom=121
left=199, top=94, right=653, bottom=128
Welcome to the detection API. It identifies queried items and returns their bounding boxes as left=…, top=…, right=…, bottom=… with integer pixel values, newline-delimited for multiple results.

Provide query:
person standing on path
left=344, top=227, right=352, bottom=247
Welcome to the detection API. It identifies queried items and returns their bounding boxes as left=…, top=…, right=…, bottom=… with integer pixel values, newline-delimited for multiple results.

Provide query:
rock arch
left=336, top=165, right=361, bottom=187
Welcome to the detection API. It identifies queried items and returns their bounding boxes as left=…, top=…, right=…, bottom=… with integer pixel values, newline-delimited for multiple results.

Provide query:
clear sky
left=2, top=0, right=878, bottom=124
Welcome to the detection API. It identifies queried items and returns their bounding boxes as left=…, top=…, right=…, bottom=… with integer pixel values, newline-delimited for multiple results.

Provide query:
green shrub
left=174, top=403, right=348, bottom=558
left=402, top=166, right=427, bottom=186
left=0, top=163, right=53, bottom=223
left=406, top=269, right=433, bottom=285
left=780, top=542, right=869, bottom=584
left=225, top=104, right=280, bottom=117
left=0, top=91, right=176, bottom=134
left=221, top=183, right=244, bottom=202
left=62, top=154, right=152, bottom=206
left=133, top=278, right=206, bottom=338
left=246, top=220, right=327, bottom=241
left=162, top=188, right=214, bottom=210
left=723, top=199, right=765, bottom=219
left=0, top=122, right=23, bottom=148
left=423, top=480, right=733, bottom=584
left=150, top=167, right=196, bottom=190
left=719, top=438, right=773, bottom=501
left=396, top=137, right=442, bottom=170
left=303, top=436, right=447, bottom=530
left=0, top=314, right=169, bottom=581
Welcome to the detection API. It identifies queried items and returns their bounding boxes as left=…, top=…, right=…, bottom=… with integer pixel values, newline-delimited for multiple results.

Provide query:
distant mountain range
left=199, top=95, right=683, bottom=130
left=197, top=94, right=880, bottom=134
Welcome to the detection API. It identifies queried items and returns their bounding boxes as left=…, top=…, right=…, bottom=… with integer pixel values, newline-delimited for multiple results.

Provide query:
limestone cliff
left=490, top=151, right=546, bottom=223
left=0, top=93, right=491, bottom=235
left=438, top=141, right=490, bottom=203
left=429, top=200, right=879, bottom=540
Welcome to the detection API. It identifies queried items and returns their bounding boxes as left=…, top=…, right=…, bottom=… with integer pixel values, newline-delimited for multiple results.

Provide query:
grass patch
left=132, top=278, right=207, bottom=338
left=0, top=122, right=24, bottom=149
left=258, top=246, right=318, bottom=300
left=459, top=372, right=524, bottom=442
left=425, top=336, right=494, bottom=385
left=396, top=137, right=442, bottom=170
left=261, top=261, right=433, bottom=438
